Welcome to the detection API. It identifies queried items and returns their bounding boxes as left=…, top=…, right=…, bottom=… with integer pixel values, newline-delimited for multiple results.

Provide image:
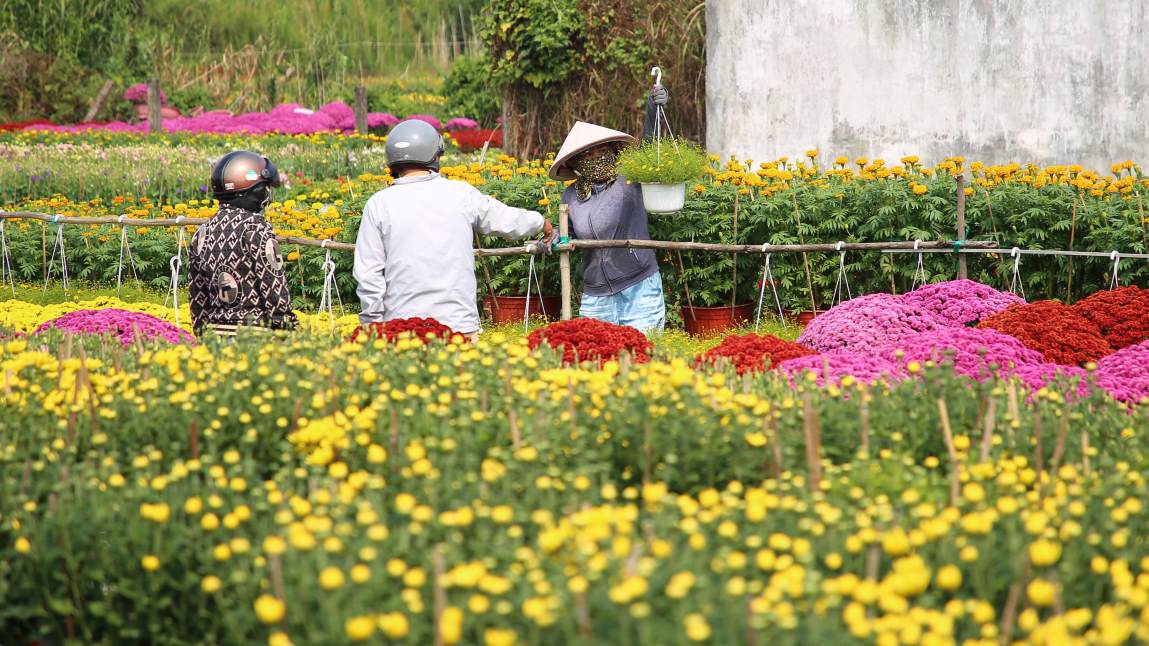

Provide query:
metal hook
left=650, top=66, right=663, bottom=87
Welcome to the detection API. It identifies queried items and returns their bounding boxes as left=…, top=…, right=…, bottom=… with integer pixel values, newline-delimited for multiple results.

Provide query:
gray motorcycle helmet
left=385, top=119, right=445, bottom=173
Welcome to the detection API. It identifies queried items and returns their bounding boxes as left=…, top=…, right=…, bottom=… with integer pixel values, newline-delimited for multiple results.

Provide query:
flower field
left=2, top=128, right=1149, bottom=644
left=2, top=277, right=1149, bottom=645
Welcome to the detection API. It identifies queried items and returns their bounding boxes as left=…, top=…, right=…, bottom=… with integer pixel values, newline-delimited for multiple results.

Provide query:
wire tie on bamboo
left=43, top=215, right=70, bottom=294
left=522, top=241, right=547, bottom=334
left=0, top=219, right=14, bottom=297
left=1009, top=247, right=1026, bottom=299
left=1109, top=250, right=1120, bottom=289
left=754, top=243, right=786, bottom=330
left=116, top=214, right=135, bottom=297
left=317, top=240, right=345, bottom=332
left=165, top=216, right=187, bottom=327
left=911, top=239, right=926, bottom=290
left=830, top=241, right=852, bottom=306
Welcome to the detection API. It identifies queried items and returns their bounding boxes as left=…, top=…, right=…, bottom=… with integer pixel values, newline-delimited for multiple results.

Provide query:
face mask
left=572, top=150, right=618, bottom=183
left=224, top=184, right=272, bottom=213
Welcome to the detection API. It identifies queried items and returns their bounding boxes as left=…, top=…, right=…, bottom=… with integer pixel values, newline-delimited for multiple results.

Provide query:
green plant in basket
left=618, top=137, right=708, bottom=184
left=619, top=138, right=708, bottom=214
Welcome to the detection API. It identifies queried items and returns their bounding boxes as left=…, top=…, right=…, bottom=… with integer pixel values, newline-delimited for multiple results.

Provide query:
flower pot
left=681, top=303, right=754, bottom=336
left=640, top=182, right=686, bottom=213
left=484, top=295, right=562, bottom=325
left=795, top=310, right=820, bottom=326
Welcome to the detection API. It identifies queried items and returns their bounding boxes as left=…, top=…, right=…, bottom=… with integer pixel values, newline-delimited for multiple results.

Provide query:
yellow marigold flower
left=254, top=595, right=286, bottom=624
left=1028, top=539, right=1062, bottom=567
left=1026, top=579, right=1057, bottom=607
left=440, top=606, right=464, bottom=644
left=345, top=615, right=376, bottom=641
left=201, top=575, right=222, bottom=593
left=319, top=566, right=345, bottom=590
left=350, top=564, right=372, bottom=583
left=484, top=628, right=518, bottom=646
left=14, top=537, right=31, bottom=554
left=268, top=632, right=294, bottom=646
left=141, top=555, right=160, bottom=571
left=378, top=612, right=410, bottom=639
left=936, top=565, right=962, bottom=591
left=263, top=535, right=287, bottom=556
left=684, top=613, right=711, bottom=642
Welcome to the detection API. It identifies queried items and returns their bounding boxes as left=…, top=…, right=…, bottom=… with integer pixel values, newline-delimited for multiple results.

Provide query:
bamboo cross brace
left=979, top=397, right=997, bottom=463
left=802, top=393, right=822, bottom=491
left=937, top=398, right=960, bottom=507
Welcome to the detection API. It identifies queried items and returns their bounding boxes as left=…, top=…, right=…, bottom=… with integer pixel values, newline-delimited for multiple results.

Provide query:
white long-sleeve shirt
left=353, top=173, right=545, bottom=333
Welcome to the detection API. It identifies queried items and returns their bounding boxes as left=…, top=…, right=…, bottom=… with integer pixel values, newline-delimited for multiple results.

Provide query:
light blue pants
left=578, top=272, right=666, bottom=332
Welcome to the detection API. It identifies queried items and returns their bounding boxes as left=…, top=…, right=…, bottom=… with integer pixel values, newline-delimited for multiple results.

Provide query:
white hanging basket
left=640, top=182, right=686, bottom=213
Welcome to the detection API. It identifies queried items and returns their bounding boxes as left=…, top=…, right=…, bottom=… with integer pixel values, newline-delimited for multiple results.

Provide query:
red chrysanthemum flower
left=528, top=318, right=652, bottom=366
left=1072, top=286, right=1149, bottom=350
left=351, top=317, right=462, bottom=344
left=697, top=333, right=817, bottom=374
left=977, top=300, right=1113, bottom=366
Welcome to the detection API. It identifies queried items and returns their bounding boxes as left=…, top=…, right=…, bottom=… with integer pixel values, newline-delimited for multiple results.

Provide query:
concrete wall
left=706, top=0, right=1149, bottom=170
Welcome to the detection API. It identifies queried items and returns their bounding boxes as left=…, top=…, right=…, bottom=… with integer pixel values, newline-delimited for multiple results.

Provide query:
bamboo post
left=559, top=204, right=572, bottom=320
left=353, top=86, right=369, bottom=135
left=790, top=194, right=818, bottom=312
left=937, top=398, right=960, bottom=507
left=1065, top=200, right=1078, bottom=300
left=956, top=174, right=967, bottom=280
left=85, top=80, right=115, bottom=122
left=731, top=192, right=740, bottom=310
left=147, top=79, right=163, bottom=134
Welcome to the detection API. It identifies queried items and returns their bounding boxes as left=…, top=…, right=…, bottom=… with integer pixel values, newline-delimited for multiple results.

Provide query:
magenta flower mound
left=26, top=104, right=440, bottom=136
left=33, top=309, right=194, bottom=346
left=445, top=117, right=480, bottom=131
left=882, top=326, right=1044, bottom=382
left=1013, top=363, right=1091, bottom=399
left=368, top=112, right=400, bottom=129
left=778, top=351, right=906, bottom=387
left=1095, top=340, right=1149, bottom=405
left=796, top=294, right=944, bottom=353
left=902, top=279, right=1024, bottom=326
left=123, top=83, right=166, bottom=105
left=405, top=114, right=443, bottom=130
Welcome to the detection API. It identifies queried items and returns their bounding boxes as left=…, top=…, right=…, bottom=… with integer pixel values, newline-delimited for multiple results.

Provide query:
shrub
left=443, top=54, right=501, bottom=126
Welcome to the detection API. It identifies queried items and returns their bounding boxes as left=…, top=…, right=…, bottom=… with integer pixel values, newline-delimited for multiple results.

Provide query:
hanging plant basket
left=639, top=182, right=687, bottom=214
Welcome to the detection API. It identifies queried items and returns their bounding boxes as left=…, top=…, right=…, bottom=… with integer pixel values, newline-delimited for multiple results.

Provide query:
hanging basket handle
left=650, top=66, right=663, bottom=87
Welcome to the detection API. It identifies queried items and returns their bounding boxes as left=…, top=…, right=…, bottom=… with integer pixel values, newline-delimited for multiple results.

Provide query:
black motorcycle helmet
left=210, top=151, right=283, bottom=212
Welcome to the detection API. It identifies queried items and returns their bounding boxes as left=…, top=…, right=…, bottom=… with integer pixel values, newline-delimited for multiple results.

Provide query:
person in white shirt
left=353, top=119, right=554, bottom=337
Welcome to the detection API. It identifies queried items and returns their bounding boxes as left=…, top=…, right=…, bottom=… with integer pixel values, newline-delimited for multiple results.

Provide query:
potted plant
left=618, top=137, right=708, bottom=213
left=473, top=175, right=565, bottom=325
left=478, top=251, right=563, bottom=325
left=649, top=186, right=767, bottom=335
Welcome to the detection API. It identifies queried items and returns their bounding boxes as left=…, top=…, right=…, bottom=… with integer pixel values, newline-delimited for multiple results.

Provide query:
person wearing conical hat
left=549, top=86, right=669, bottom=332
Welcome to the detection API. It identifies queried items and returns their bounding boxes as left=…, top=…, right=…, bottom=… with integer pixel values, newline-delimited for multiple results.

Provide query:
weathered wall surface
left=707, top=0, right=1149, bottom=169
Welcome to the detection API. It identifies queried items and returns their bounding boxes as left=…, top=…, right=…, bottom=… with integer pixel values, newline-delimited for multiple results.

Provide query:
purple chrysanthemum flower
left=33, top=309, right=194, bottom=346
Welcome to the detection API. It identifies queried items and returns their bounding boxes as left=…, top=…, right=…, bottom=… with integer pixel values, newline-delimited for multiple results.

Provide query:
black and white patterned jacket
left=188, top=206, right=298, bottom=336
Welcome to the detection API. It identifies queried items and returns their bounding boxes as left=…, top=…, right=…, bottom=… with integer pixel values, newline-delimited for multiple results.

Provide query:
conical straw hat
left=548, top=121, right=635, bottom=180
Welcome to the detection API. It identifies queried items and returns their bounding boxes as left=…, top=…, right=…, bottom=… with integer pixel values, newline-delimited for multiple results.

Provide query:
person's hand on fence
left=649, top=86, right=669, bottom=106
left=540, top=220, right=556, bottom=252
